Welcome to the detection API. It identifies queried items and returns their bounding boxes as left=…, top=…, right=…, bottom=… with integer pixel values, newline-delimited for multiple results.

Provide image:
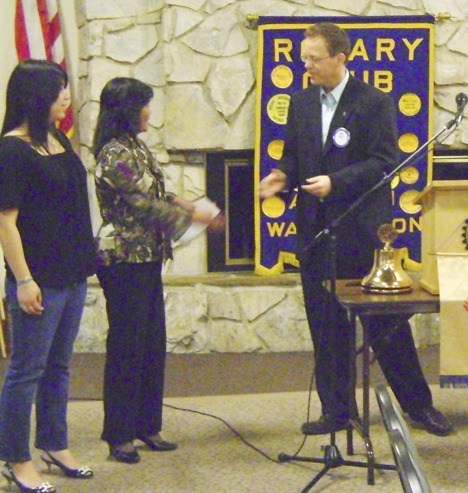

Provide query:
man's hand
left=259, top=169, right=288, bottom=198
left=301, top=175, right=332, bottom=199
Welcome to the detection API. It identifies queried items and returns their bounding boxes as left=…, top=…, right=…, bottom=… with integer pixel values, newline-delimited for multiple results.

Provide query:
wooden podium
left=415, top=179, right=468, bottom=294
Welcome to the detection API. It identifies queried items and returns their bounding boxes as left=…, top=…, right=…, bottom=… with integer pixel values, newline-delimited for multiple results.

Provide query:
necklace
left=5, top=127, right=65, bottom=155
left=46, top=134, right=65, bottom=154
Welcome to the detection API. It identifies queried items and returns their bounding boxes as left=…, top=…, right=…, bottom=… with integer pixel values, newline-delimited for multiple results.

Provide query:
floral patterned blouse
left=94, top=134, right=191, bottom=266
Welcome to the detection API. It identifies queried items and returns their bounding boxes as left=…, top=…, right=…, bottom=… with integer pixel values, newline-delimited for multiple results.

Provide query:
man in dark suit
left=260, top=23, right=452, bottom=436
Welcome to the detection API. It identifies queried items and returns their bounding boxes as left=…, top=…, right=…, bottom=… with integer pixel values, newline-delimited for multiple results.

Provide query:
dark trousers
left=300, top=262, right=432, bottom=423
left=97, top=261, right=167, bottom=446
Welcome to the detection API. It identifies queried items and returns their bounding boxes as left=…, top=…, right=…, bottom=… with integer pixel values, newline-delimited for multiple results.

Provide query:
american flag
left=15, top=0, right=73, bottom=134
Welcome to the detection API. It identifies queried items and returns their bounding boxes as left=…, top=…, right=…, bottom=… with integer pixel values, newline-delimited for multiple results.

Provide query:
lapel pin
left=333, top=127, right=350, bottom=147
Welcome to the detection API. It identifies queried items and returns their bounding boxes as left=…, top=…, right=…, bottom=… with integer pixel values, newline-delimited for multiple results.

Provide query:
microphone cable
left=163, top=401, right=296, bottom=465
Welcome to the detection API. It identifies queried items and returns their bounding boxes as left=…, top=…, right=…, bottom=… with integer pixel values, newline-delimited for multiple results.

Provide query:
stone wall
left=76, top=0, right=467, bottom=163
left=74, top=0, right=465, bottom=353
left=77, top=274, right=440, bottom=352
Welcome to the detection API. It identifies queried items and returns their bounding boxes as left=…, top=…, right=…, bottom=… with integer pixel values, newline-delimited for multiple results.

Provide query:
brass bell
left=361, top=224, right=413, bottom=294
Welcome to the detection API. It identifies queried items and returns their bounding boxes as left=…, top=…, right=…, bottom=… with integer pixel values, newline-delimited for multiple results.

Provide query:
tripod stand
left=277, top=228, right=397, bottom=491
left=278, top=430, right=391, bottom=493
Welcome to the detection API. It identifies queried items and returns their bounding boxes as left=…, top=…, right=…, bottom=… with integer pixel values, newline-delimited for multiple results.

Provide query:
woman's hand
left=207, top=212, right=225, bottom=232
left=0, top=208, right=43, bottom=315
left=187, top=197, right=224, bottom=232
left=191, top=209, right=225, bottom=231
left=172, top=196, right=196, bottom=213
left=17, top=281, right=44, bottom=316
left=191, top=208, right=215, bottom=224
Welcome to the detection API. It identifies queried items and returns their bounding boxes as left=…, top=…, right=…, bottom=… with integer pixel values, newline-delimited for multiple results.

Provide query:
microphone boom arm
left=304, top=114, right=459, bottom=252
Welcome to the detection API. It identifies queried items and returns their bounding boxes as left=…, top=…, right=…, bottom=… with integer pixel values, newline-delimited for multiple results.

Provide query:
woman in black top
left=0, top=60, right=95, bottom=492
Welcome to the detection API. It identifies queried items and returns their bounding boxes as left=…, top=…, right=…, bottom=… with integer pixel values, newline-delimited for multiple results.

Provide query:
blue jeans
left=0, top=279, right=87, bottom=462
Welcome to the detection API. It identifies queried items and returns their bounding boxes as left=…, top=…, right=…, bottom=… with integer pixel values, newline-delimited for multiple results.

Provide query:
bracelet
left=17, top=276, right=34, bottom=286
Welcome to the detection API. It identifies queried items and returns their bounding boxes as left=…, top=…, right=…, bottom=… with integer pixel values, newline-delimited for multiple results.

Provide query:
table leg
left=0, top=302, right=7, bottom=358
left=349, top=312, right=375, bottom=484
left=348, top=313, right=357, bottom=456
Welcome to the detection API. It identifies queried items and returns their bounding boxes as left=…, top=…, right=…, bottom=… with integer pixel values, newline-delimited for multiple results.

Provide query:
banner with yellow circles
left=254, top=15, right=434, bottom=275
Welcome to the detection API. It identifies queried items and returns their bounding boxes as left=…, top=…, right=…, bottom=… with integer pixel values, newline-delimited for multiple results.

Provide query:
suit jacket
left=278, top=75, right=399, bottom=279
left=279, top=77, right=399, bottom=277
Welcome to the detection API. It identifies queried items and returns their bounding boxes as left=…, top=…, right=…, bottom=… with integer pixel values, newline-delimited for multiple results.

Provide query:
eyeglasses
left=300, top=54, right=333, bottom=64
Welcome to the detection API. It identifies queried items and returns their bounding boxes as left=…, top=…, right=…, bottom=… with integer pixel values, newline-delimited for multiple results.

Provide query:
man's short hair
left=305, top=23, right=351, bottom=60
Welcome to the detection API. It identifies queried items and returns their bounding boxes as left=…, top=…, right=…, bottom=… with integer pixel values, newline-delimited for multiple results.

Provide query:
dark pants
left=300, top=261, right=432, bottom=423
left=97, top=261, right=167, bottom=446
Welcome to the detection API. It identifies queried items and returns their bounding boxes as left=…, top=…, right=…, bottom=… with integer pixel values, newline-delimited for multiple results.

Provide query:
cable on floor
left=163, top=402, right=310, bottom=465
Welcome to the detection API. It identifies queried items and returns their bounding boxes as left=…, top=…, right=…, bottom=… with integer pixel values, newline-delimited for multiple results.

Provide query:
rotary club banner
left=254, top=16, right=434, bottom=274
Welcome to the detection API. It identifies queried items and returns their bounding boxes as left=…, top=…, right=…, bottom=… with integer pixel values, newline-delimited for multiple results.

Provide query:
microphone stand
left=277, top=114, right=461, bottom=492
left=312, top=112, right=461, bottom=252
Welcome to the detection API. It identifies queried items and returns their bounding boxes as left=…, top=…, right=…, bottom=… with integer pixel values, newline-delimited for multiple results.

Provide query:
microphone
left=455, top=92, right=468, bottom=123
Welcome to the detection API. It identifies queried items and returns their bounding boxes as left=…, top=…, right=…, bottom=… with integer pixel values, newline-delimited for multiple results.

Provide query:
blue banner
left=254, top=16, right=435, bottom=275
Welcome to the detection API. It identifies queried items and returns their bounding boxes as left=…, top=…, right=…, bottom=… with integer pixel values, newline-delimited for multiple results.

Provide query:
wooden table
left=335, top=279, right=440, bottom=484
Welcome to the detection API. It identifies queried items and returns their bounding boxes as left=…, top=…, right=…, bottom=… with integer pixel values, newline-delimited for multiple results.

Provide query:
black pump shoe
left=108, top=445, right=140, bottom=464
left=41, top=452, right=93, bottom=479
left=2, top=463, right=56, bottom=493
left=136, top=434, right=178, bottom=452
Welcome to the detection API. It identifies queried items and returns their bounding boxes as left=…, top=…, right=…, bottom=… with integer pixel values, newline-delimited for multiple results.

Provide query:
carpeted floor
left=2, top=386, right=466, bottom=493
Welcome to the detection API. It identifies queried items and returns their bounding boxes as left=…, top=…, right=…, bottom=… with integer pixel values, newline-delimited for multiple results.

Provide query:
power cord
left=164, top=400, right=317, bottom=473
left=163, top=402, right=284, bottom=463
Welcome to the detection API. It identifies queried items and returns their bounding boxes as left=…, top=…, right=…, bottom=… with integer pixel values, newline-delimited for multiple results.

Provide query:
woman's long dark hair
left=1, top=59, right=68, bottom=146
left=93, top=77, right=153, bottom=157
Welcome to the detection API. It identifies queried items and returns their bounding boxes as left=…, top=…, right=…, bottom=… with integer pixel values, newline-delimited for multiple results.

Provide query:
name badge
left=333, top=127, right=350, bottom=148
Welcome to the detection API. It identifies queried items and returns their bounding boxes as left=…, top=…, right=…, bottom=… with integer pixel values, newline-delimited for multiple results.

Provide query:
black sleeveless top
left=0, top=132, right=96, bottom=288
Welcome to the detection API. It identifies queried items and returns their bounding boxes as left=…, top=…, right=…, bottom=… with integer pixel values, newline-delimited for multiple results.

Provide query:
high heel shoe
left=136, top=434, right=178, bottom=452
left=40, top=452, right=93, bottom=479
left=2, top=463, right=56, bottom=493
left=108, top=444, right=140, bottom=464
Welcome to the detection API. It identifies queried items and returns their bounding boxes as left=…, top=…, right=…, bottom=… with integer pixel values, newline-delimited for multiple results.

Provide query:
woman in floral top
left=93, top=78, right=204, bottom=464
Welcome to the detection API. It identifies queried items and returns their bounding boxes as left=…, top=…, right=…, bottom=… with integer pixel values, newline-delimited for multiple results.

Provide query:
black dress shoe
left=108, top=445, right=141, bottom=464
left=2, top=463, right=56, bottom=493
left=41, top=451, right=93, bottom=479
left=136, top=435, right=178, bottom=452
left=408, top=406, right=454, bottom=436
left=301, top=415, right=351, bottom=435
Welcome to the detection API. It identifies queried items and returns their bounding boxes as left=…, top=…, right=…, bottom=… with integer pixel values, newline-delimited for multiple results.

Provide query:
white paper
left=172, top=197, right=220, bottom=248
